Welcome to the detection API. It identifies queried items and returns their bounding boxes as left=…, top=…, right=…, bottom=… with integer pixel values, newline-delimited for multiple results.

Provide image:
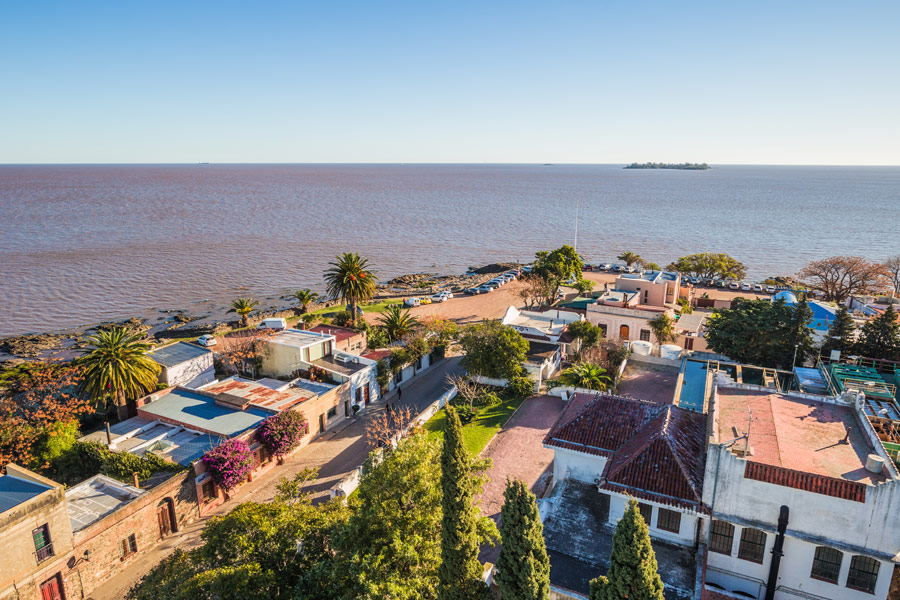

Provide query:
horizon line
left=2, top=161, right=900, bottom=167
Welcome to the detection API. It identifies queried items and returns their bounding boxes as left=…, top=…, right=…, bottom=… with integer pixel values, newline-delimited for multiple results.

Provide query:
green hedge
left=48, top=441, right=184, bottom=486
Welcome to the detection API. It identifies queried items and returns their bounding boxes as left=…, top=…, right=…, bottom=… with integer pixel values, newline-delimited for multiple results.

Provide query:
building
left=585, top=289, right=673, bottom=344
left=0, top=463, right=197, bottom=600
left=501, top=306, right=583, bottom=358
left=675, top=311, right=710, bottom=353
left=261, top=328, right=380, bottom=409
left=147, top=341, right=215, bottom=389
left=614, top=270, right=683, bottom=306
left=525, top=340, right=561, bottom=386
left=308, top=324, right=367, bottom=354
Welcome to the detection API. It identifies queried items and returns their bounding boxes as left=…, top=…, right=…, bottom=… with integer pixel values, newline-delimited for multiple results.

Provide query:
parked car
left=443, top=291, right=454, bottom=299
left=753, top=284, right=764, bottom=292
left=419, top=297, right=432, bottom=304
left=404, top=297, right=421, bottom=307
left=197, top=334, right=217, bottom=347
left=766, top=285, right=776, bottom=293
left=464, top=287, right=481, bottom=295
left=740, top=283, right=751, bottom=291
left=257, top=318, right=288, bottom=331
left=728, top=282, right=740, bottom=290
left=476, top=285, right=494, bottom=293
left=612, top=264, right=623, bottom=272
left=431, top=293, right=447, bottom=303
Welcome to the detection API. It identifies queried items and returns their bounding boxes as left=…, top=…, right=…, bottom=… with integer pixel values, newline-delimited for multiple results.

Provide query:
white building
left=147, top=341, right=214, bottom=388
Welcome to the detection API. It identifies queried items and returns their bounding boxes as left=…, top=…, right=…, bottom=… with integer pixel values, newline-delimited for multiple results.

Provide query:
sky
left=1, top=1, right=898, bottom=165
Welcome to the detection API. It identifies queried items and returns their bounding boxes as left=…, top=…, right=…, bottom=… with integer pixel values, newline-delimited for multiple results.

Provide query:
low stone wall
left=628, top=353, right=682, bottom=369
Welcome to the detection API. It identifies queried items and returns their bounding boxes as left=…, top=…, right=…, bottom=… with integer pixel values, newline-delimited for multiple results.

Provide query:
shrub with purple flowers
left=256, top=410, right=308, bottom=458
left=201, top=438, right=253, bottom=491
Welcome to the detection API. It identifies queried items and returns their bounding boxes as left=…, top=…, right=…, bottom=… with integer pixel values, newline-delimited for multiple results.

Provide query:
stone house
left=147, top=341, right=215, bottom=389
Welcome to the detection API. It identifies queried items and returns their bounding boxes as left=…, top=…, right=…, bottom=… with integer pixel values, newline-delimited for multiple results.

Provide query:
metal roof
left=0, top=474, right=52, bottom=514
left=271, top=329, right=334, bottom=349
left=139, top=387, right=268, bottom=437
left=148, top=341, right=212, bottom=368
left=66, top=475, right=145, bottom=532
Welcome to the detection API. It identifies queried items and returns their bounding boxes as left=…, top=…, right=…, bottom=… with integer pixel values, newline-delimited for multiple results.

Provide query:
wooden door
left=157, top=504, right=172, bottom=538
left=319, top=413, right=325, bottom=433
left=40, top=574, right=63, bottom=600
left=364, top=385, right=370, bottom=405
left=619, top=324, right=630, bottom=340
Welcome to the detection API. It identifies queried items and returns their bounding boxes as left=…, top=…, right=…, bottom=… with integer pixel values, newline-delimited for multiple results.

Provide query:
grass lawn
left=308, top=299, right=402, bottom=317
left=423, top=394, right=526, bottom=456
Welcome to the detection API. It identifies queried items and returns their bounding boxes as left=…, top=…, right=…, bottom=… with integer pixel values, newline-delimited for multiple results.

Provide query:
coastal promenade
left=88, top=356, right=463, bottom=600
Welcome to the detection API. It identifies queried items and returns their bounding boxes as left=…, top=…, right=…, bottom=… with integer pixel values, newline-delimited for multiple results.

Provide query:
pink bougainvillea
left=201, top=438, right=253, bottom=491
left=256, top=410, right=308, bottom=458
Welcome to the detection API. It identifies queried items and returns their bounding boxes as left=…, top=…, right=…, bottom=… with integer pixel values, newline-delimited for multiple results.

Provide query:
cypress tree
left=855, top=304, right=900, bottom=360
left=823, top=305, right=856, bottom=356
left=496, top=478, right=550, bottom=600
left=438, top=406, right=486, bottom=600
left=788, top=296, right=815, bottom=367
left=589, top=499, right=664, bottom=600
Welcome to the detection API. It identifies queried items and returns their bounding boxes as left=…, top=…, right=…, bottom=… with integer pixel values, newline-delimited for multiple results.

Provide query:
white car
left=197, top=334, right=217, bottom=347
left=431, top=293, right=447, bottom=303
left=728, top=282, right=740, bottom=290
left=753, top=284, right=763, bottom=292
left=766, top=285, right=776, bottom=293
left=740, top=283, right=751, bottom=291
left=404, top=297, right=421, bottom=307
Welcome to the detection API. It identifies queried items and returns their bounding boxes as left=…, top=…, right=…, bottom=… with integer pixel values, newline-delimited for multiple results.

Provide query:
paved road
left=90, top=356, right=462, bottom=600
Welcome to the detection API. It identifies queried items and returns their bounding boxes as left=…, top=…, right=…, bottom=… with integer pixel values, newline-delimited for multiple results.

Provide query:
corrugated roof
left=139, top=387, right=268, bottom=437
left=0, top=474, right=52, bottom=514
left=66, top=475, right=145, bottom=532
left=309, top=325, right=361, bottom=343
left=148, top=341, right=212, bottom=367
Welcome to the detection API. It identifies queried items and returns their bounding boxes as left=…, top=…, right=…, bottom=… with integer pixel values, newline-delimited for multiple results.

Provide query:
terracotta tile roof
left=743, top=461, right=867, bottom=503
left=545, top=393, right=709, bottom=511
left=362, top=349, right=392, bottom=362
left=309, top=324, right=362, bottom=343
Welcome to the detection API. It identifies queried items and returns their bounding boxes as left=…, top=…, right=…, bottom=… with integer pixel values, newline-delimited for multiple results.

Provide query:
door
left=40, top=574, right=64, bottom=600
left=319, top=413, right=325, bottom=433
left=344, top=401, right=351, bottom=417
left=619, top=324, right=630, bottom=340
left=157, top=504, right=172, bottom=538
left=364, top=385, right=370, bottom=405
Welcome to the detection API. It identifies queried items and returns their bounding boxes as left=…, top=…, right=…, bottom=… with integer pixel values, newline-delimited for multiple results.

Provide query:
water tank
left=660, top=344, right=683, bottom=360
left=865, top=454, right=885, bottom=474
left=631, top=340, right=652, bottom=356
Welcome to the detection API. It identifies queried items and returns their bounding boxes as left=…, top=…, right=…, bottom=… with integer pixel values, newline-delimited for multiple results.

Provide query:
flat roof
left=81, top=417, right=226, bottom=465
left=526, top=340, right=559, bottom=362
left=715, top=388, right=883, bottom=485
left=309, top=324, right=361, bottom=343
left=148, top=341, right=212, bottom=367
left=270, top=328, right=334, bottom=349
left=595, top=290, right=638, bottom=304
left=66, top=475, right=144, bottom=532
left=312, top=355, right=369, bottom=376
left=204, top=376, right=314, bottom=411
left=675, top=312, right=706, bottom=333
left=139, top=387, right=269, bottom=437
left=619, top=270, right=678, bottom=283
left=0, top=474, right=52, bottom=514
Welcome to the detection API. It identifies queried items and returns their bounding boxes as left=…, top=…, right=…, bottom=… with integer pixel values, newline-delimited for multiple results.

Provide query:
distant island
left=624, top=162, right=710, bottom=170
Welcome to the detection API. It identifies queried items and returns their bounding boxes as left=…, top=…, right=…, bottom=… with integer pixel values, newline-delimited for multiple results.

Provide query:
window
left=657, top=508, right=681, bottom=533
left=738, top=528, right=767, bottom=563
left=810, top=546, right=842, bottom=584
left=201, top=480, right=216, bottom=500
left=637, top=503, right=653, bottom=525
left=684, top=337, right=694, bottom=351
left=416, top=356, right=423, bottom=369
left=327, top=405, right=337, bottom=419
left=33, top=524, right=53, bottom=562
left=709, top=520, right=735, bottom=555
left=639, top=329, right=651, bottom=342
left=847, top=555, right=879, bottom=594
left=120, top=534, right=138, bottom=559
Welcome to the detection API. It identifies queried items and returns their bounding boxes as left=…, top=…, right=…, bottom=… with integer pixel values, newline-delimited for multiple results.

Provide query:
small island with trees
left=624, top=162, right=710, bottom=170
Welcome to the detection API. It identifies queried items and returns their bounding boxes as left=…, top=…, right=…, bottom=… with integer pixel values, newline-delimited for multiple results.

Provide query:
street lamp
left=792, top=343, right=800, bottom=368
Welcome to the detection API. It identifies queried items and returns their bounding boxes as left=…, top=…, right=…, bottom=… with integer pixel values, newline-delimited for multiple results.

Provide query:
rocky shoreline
left=0, top=262, right=521, bottom=363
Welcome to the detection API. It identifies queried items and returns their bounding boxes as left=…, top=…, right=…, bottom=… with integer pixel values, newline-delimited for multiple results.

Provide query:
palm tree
left=77, top=327, right=161, bottom=419
left=228, top=297, right=259, bottom=328
left=324, top=252, right=377, bottom=321
left=292, top=289, right=319, bottom=314
left=648, top=313, right=677, bottom=355
left=378, top=304, right=420, bottom=342
left=617, top=251, right=643, bottom=268
left=559, top=363, right=611, bottom=391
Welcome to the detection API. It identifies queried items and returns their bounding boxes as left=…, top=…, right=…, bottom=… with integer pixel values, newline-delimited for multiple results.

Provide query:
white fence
left=328, top=385, right=458, bottom=500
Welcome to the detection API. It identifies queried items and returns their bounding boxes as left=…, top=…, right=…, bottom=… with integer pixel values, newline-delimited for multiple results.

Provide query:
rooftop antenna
left=744, top=408, right=753, bottom=455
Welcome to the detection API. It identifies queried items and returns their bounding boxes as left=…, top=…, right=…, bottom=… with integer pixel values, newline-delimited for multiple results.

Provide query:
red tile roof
left=743, top=461, right=867, bottom=503
left=309, top=324, right=362, bottom=343
left=362, top=349, right=392, bottom=362
left=545, top=393, right=708, bottom=510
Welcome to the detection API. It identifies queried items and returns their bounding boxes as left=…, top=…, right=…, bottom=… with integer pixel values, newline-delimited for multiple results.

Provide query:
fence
left=328, top=385, right=458, bottom=500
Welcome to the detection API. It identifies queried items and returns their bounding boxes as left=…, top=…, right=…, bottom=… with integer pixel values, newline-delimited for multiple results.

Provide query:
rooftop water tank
left=631, top=340, right=652, bottom=356
left=865, top=454, right=885, bottom=474
left=660, top=344, right=683, bottom=360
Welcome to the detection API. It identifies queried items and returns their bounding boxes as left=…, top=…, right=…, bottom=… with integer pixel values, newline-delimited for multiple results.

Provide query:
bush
left=256, top=411, right=308, bottom=458
left=331, top=310, right=355, bottom=328
left=506, top=375, right=535, bottom=398
left=476, top=391, right=502, bottom=407
left=455, top=405, right=476, bottom=425
left=367, top=327, right=391, bottom=349
left=48, top=441, right=183, bottom=486
left=201, top=439, right=254, bottom=492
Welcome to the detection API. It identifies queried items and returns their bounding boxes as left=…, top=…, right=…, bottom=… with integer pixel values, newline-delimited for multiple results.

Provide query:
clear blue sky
left=2, top=1, right=898, bottom=164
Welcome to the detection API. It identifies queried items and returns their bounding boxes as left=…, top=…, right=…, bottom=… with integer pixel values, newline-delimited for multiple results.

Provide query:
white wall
left=162, top=354, right=214, bottom=388
left=550, top=447, right=607, bottom=485
left=606, top=492, right=699, bottom=547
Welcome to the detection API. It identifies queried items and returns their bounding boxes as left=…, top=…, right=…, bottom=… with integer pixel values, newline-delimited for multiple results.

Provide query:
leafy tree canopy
left=532, top=246, right=583, bottom=305
left=667, top=252, right=746, bottom=280
left=458, top=320, right=528, bottom=380
left=854, top=304, right=900, bottom=361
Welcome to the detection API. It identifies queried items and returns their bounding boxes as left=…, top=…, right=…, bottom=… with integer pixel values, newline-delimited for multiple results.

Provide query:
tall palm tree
left=292, top=289, right=320, bottom=314
left=229, top=297, right=259, bottom=328
left=648, top=313, right=677, bottom=354
left=378, top=304, right=420, bottom=342
left=617, top=251, right=643, bottom=268
left=324, top=252, right=377, bottom=321
left=77, top=327, right=161, bottom=419
left=559, top=363, right=611, bottom=391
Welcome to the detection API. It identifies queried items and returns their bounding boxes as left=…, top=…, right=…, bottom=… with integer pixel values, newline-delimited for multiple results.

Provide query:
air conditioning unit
left=334, top=354, right=350, bottom=363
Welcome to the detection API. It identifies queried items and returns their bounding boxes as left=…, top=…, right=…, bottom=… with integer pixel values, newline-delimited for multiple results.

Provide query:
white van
left=404, top=297, right=421, bottom=307
left=256, top=317, right=287, bottom=331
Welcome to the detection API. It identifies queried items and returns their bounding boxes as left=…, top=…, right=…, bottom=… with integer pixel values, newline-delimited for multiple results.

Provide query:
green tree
left=667, top=252, right=746, bottom=280
left=77, top=327, right=161, bottom=419
left=566, top=320, right=603, bottom=350
left=229, top=297, right=260, bottom=328
left=642, top=262, right=661, bottom=271
left=378, top=304, right=420, bottom=342
left=292, top=289, right=320, bottom=314
left=676, top=297, right=693, bottom=314
left=589, top=499, right=664, bottom=600
left=458, top=321, right=529, bottom=380
left=324, top=252, right=377, bottom=322
left=788, top=296, right=815, bottom=367
left=855, top=304, right=900, bottom=360
left=438, top=407, right=497, bottom=600
left=822, top=305, right=856, bottom=357
left=333, top=433, right=444, bottom=600
left=533, top=246, right=583, bottom=305
left=573, top=278, right=594, bottom=295
left=496, top=478, right=550, bottom=600
left=617, top=251, right=642, bottom=267
left=559, top=363, right=611, bottom=391
left=648, top=313, right=677, bottom=353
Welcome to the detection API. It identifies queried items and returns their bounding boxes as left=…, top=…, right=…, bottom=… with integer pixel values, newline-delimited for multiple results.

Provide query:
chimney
left=132, top=472, right=140, bottom=488
left=105, top=422, right=112, bottom=444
